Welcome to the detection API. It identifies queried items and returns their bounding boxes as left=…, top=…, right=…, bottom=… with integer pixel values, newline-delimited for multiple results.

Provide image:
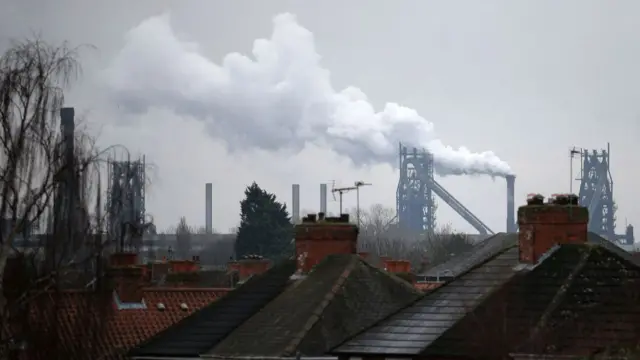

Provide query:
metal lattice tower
left=396, top=142, right=495, bottom=236
left=107, top=156, right=146, bottom=252
left=396, top=143, right=437, bottom=233
left=576, top=144, right=616, bottom=240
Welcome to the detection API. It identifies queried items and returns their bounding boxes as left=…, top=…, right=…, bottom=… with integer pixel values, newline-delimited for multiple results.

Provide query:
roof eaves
left=202, top=356, right=338, bottom=360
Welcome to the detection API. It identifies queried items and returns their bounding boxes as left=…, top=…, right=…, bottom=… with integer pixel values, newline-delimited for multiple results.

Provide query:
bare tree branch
left=0, top=37, right=110, bottom=359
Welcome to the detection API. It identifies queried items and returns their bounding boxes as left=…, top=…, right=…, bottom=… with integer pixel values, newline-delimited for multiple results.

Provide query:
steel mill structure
left=107, top=156, right=147, bottom=251
left=572, top=143, right=634, bottom=244
left=396, top=142, right=505, bottom=235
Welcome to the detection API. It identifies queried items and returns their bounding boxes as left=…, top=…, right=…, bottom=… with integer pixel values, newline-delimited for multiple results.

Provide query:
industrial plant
left=20, top=107, right=635, bottom=253
left=144, top=144, right=635, bottom=251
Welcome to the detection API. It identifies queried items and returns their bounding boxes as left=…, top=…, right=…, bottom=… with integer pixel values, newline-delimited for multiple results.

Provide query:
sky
left=1, top=0, right=638, bottom=235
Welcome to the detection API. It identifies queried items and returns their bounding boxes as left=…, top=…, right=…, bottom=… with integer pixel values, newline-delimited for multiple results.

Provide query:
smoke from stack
left=105, top=13, right=512, bottom=177
left=205, top=183, right=212, bottom=234
left=292, top=184, right=300, bottom=224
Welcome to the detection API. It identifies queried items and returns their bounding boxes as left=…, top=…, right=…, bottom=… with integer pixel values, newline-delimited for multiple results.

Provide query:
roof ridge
left=521, top=246, right=593, bottom=350
left=281, top=255, right=359, bottom=356
left=433, top=239, right=518, bottom=292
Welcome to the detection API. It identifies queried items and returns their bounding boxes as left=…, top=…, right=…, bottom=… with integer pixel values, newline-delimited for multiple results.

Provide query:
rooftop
left=332, top=232, right=640, bottom=359
left=130, top=254, right=422, bottom=358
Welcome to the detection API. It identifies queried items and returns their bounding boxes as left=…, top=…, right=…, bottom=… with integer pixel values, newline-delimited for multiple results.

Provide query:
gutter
left=201, top=357, right=339, bottom=360
left=131, top=357, right=201, bottom=360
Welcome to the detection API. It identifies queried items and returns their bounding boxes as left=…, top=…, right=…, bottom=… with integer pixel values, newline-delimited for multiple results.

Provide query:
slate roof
left=332, top=232, right=640, bottom=358
left=420, top=233, right=517, bottom=280
left=129, top=260, right=297, bottom=358
left=209, top=254, right=422, bottom=357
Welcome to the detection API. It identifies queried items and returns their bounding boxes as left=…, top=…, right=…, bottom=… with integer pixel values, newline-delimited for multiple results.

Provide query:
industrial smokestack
left=320, top=184, right=327, bottom=214
left=205, top=183, right=212, bottom=234
left=292, top=184, right=300, bottom=224
left=506, top=175, right=516, bottom=233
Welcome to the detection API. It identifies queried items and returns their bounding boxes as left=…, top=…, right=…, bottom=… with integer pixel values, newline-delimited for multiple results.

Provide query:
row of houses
left=8, top=194, right=640, bottom=359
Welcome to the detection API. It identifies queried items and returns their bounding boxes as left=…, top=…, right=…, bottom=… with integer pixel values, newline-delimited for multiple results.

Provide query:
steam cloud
left=104, top=13, right=512, bottom=177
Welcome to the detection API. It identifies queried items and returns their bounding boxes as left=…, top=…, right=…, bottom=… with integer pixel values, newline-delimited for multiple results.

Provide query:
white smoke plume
left=104, top=13, right=512, bottom=177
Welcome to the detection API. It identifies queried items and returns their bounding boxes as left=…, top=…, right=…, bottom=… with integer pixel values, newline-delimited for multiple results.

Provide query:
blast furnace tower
left=396, top=142, right=494, bottom=235
left=573, top=143, right=633, bottom=244
left=396, top=143, right=437, bottom=232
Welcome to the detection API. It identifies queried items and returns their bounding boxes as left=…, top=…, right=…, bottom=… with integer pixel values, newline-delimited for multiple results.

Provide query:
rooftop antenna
left=331, top=183, right=357, bottom=216
left=354, top=181, right=372, bottom=229
left=330, top=181, right=372, bottom=228
left=569, top=146, right=582, bottom=194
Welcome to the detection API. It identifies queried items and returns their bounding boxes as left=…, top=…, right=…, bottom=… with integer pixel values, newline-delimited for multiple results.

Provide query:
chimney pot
left=526, top=193, right=545, bottom=206
left=518, top=192, right=588, bottom=264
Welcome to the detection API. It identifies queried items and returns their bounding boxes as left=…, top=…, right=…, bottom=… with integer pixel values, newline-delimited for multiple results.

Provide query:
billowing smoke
left=104, top=13, right=512, bottom=177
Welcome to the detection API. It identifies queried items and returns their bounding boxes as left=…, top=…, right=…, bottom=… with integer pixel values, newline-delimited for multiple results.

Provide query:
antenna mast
left=331, top=181, right=372, bottom=228
left=331, top=185, right=357, bottom=215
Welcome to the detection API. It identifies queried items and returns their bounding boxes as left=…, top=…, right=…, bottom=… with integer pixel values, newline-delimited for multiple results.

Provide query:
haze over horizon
left=1, top=0, right=638, bottom=234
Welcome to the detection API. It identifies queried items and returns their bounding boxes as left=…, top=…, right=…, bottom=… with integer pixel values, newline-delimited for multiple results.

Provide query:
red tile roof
left=17, top=287, right=231, bottom=360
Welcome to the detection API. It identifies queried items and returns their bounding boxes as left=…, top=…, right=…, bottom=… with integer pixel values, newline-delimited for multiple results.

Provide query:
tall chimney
left=292, top=184, right=300, bottom=224
left=517, top=193, right=588, bottom=264
left=320, top=183, right=327, bottom=214
left=506, top=175, right=516, bottom=232
left=205, top=183, right=213, bottom=234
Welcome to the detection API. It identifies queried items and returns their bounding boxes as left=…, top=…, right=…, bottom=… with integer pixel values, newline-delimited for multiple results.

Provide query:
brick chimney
left=517, top=193, right=588, bottom=264
left=109, top=253, right=144, bottom=303
left=169, top=259, right=199, bottom=273
left=383, top=259, right=412, bottom=274
left=237, top=255, right=271, bottom=281
left=294, top=212, right=358, bottom=273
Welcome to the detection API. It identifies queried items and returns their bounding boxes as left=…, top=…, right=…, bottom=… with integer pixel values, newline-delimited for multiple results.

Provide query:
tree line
left=169, top=182, right=474, bottom=272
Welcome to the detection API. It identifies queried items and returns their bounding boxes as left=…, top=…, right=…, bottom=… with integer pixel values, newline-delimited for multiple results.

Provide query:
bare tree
left=0, top=38, right=110, bottom=359
left=175, top=216, right=192, bottom=259
left=349, top=204, right=396, bottom=238
left=350, top=203, right=473, bottom=272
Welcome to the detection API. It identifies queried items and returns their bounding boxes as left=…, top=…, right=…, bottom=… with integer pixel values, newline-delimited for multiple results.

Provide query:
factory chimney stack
left=292, top=184, right=300, bottom=224
left=320, top=184, right=327, bottom=214
left=506, top=175, right=516, bottom=233
left=205, top=183, right=212, bottom=234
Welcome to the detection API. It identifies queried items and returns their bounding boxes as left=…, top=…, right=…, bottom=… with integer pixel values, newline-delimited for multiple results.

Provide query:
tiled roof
left=332, top=234, right=640, bottom=359
left=23, top=287, right=229, bottom=360
left=129, top=260, right=297, bottom=358
left=209, top=254, right=422, bottom=357
left=420, top=232, right=517, bottom=279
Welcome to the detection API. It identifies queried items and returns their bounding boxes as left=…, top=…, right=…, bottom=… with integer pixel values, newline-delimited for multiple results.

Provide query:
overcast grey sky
left=1, top=0, right=638, bottom=234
